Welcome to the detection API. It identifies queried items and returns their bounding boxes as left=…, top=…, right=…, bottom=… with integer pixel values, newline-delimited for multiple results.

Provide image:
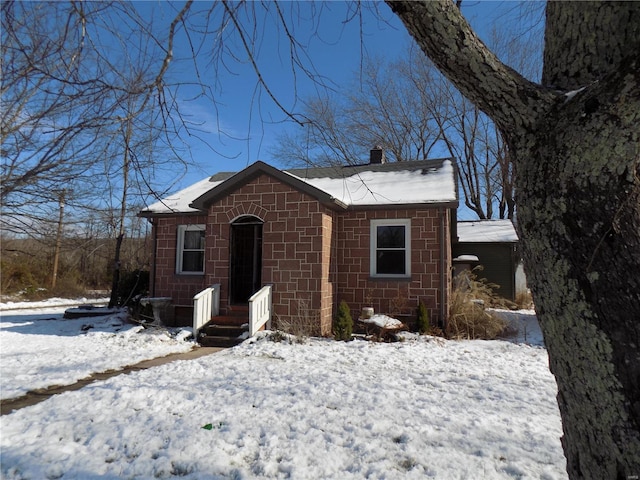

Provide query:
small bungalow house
left=452, top=220, right=521, bottom=301
left=139, top=149, right=458, bottom=341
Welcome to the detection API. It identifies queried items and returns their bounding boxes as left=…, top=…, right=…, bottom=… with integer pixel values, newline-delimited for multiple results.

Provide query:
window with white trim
left=370, top=219, right=411, bottom=277
left=176, top=224, right=205, bottom=274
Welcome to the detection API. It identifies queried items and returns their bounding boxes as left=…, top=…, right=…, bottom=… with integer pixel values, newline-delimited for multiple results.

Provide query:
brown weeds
left=447, top=268, right=507, bottom=340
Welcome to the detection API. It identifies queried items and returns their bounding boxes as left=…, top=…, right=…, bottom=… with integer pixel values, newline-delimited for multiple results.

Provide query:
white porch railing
left=249, top=285, right=272, bottom=336
left=193, top=284, right=221, bottom=338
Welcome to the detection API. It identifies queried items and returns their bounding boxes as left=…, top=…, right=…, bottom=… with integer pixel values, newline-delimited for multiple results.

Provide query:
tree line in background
left=1, top=209, right=150, bottom=299
left=1, top=1, right=197, bottom=302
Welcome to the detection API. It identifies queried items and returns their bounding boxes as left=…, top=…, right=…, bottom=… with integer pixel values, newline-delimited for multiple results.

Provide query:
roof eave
left=138, top=209, right=206, bottom=219
left=456, top=239, right=519, bottom=244
left=345, top=200, right=459, bottom=211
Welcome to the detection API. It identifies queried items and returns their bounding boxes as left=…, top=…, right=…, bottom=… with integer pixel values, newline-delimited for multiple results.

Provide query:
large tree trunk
left=517, top=53, right=640, bottom=479
left=387, top=1, right=640, bottom=478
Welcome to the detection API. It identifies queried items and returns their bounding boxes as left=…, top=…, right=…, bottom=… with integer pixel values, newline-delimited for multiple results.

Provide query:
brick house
left=139, top=149, right=458, bottom=338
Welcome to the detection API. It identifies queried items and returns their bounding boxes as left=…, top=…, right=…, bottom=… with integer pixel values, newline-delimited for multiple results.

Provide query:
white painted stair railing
left=193, top=284, right=220, bottom=339
left=249, top=285, right=272, bottom=336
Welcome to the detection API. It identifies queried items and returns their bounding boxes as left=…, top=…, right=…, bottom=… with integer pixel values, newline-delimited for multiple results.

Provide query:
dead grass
left=272, top=298, right=319, bottom=339
left=515, top=290, right=534, bottom=309
left=447, top=268, right=507, bottom=340
left=389, top=287, right=411, bottom=316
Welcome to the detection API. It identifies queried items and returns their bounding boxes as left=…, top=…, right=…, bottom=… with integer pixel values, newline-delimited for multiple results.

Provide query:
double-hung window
left=176, top=225, right=205, bottom=274
left=370, top=219, right=411, bottom=277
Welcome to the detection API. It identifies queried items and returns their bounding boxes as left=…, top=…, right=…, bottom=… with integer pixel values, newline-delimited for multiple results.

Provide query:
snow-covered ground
left=0, top=301, right=194, bottom=400
left=0, top=303, right=567, bottom=479
left=0, top=296, right=109, bottom=311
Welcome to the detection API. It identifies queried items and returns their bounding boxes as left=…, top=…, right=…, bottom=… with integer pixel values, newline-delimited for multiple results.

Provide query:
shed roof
left=140, top=158, right=457, bottom=216
left=456, top=220, right=519, bottom=243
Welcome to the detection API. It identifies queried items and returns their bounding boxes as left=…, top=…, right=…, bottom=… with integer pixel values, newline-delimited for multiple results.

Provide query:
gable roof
left=456, top=220, right=519, bottom=243
left=140, top=158, right=458, bottom=216
left=190, top=161, right=348, bottom=211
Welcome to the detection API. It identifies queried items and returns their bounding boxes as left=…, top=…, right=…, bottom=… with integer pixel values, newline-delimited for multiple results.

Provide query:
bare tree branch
left=386, top=0, right=557, bottom=134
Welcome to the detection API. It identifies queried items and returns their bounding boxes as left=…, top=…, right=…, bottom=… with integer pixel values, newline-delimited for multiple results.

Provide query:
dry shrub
left=389, top=287, right=411, bottom=315
left=447, top=268, right=507, bottom=340
left=272, top=298, right=319, bottom=339
left=515, top=289, right=534, bottom=309
left=50, top=276, right=86, bottom=298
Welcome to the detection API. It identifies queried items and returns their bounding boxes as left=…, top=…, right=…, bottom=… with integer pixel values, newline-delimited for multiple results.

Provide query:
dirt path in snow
left=0, top=347, right=223, bottom=416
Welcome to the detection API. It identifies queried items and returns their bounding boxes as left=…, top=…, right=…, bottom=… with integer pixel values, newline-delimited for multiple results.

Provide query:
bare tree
left=425, top=75, right=510, bottom=219
left=271, top=54, right=445, bottom=167
left=1, top=1, right=195, bottom=233
left=344, top=55, right=444, bottom=163
left=2, top=2, right=108, bottom=204
left=271, top=38, right=532, bottom=219
left=387, top=1, right=640, bottom=477
left=2, top=1, right=199, bottom=300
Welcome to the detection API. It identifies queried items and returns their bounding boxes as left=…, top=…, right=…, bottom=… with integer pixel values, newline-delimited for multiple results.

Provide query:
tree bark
left=386, top=0, right=556, bottom=134
left=387, top=1, right=640, bottom=478
left=519, top=50, right=640, bottom=480
left=108, top=233, right=123, bottom=309
left=542, top=2, right=640, bottom=90
left=51, top=190, right=65, bottom=289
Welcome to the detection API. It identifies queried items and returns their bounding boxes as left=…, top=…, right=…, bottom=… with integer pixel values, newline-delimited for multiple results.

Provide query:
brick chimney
left=369, top=145, right=386, bottom=164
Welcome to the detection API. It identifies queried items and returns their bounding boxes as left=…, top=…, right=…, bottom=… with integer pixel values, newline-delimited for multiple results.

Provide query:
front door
left=229, top=216, right=263, bottom=304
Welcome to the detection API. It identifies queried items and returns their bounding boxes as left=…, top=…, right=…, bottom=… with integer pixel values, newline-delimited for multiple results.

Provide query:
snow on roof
left=291, top=160, right=457, bottom=206
left=457, top=220, right=519, bottom=243
left=141, top=159, right=457, bottom=215
left=141, top=176, right=229, bottom=215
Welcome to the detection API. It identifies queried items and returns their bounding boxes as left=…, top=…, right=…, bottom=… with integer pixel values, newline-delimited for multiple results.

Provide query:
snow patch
left=361, top=313, right=404, bottom=328
left=0, top=305, right=193, bottom=400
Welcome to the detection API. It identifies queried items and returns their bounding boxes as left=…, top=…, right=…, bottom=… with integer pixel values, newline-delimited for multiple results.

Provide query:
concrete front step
left=198, top=335, right=245, bottom=348
left=197, top=318, right=248, bottom=348
left=203, top=323, right=247, bottom=337
left=208, top=315, right=248, bottom=326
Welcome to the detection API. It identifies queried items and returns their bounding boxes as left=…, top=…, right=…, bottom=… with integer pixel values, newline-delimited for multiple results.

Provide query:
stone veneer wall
left=206, top=174, right=336, bottom=336
left=149, top=175, right=452, bottom=334
left=151, top=214, right=209, bottom=305
left=336, top=207, right=451, bottom=325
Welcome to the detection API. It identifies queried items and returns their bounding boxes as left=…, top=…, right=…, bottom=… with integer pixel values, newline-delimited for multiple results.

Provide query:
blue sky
left=145, top=1, right=544, bottom=194
left=1, top=1, right=543, bottom=233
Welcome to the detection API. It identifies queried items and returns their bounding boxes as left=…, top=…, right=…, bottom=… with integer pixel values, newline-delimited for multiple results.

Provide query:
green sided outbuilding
left=453, top=220, right=523, bottom=302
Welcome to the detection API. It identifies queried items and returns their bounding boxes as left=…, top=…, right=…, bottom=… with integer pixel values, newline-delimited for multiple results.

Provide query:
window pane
left=377, top=226, right=405, bottom=248
left=182, top=251, right=204, bottom=272
left=376, top=250, right=406, bottom=274
left=184, top=230, right=205, bottom=249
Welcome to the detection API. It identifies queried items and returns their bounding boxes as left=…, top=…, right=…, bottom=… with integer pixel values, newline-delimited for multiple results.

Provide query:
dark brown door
left=229, top=217, right=263, bottom=304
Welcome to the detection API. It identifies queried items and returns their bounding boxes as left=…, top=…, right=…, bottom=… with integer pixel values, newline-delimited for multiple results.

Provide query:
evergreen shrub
left=333, top=300, right=353, bottom=341
left=416, top=301, right=430, bottom=334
